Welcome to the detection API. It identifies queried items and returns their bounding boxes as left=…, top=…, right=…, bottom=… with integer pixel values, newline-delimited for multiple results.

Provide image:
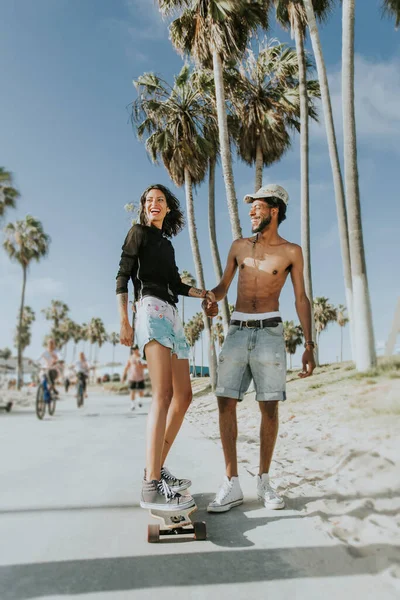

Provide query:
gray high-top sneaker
left=161, top=466, right=192, bottom=492
left=140, top=479, right=195, bottom=511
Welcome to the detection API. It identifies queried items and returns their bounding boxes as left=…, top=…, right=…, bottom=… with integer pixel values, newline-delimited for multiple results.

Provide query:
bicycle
left=76, top=372, right=86, bottom=408
left=36, top=374, right=56, bottom=420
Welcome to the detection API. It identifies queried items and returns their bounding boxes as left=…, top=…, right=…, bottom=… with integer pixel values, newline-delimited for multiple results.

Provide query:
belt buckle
left=246, top=320, right=257, bottom=329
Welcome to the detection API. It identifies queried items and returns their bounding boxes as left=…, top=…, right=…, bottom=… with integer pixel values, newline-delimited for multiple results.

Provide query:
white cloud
left=311, top=54, right=400, bottom=145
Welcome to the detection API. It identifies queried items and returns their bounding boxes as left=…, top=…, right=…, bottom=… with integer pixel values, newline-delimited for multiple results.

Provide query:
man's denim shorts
left=135, top=296, right=190, bottom=360
left=216, top=323, right=287, bottom=402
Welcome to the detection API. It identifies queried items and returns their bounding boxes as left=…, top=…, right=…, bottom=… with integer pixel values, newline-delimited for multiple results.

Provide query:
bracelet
left=304, top=341, right=315, bottom=348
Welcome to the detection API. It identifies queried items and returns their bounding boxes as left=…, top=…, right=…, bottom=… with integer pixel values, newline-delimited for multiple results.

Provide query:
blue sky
left=0, top=0, right=399, bottom=370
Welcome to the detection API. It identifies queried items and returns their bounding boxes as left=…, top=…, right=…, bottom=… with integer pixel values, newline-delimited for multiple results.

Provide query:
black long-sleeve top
left=116, top=224, right=191, bottom=306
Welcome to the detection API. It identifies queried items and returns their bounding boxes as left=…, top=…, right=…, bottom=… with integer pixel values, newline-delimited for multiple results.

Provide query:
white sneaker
left=207, top=476, right=244, bottom=513
left=257, top=473, right=285, bottom=509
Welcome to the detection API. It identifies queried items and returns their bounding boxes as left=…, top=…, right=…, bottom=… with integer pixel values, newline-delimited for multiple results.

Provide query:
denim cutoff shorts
left=216, top=323, right=287, bottom=402
left=135, top=296, right=190, bottom=360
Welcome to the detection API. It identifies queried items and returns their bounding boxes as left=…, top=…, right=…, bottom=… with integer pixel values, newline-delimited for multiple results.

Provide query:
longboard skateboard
left=148, top=504, right=207, bottom=543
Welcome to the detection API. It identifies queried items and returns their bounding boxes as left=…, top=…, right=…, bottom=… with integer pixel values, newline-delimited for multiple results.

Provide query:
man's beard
left=252, top=215, right=271, bottom=233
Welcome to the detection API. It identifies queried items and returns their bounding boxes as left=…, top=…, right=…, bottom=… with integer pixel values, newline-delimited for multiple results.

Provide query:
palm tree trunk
left=293, top=17, right=318, bottom=366
left=184, top=168, right=217, bottom=389
left=255, top=139, right=263, bottom=192
left=208, top=157, right=230, bottom=332
left=340, top=326, right=343, bottom=363
left=342, top=0, right=376, bottom=371
left=212, top=50, right=242, bottom=241
left=17, top=264, right=27, bottom=390
left=303, top=0, right=355, bottom=361
left=290, top=353, right=292, bottom=370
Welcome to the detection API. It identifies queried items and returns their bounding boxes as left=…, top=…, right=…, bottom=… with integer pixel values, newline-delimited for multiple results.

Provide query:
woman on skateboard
left=116, top=184, right=214, bottom=511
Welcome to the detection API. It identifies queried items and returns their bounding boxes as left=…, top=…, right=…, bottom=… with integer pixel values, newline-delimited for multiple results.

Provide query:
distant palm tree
left=158, top=0, right=270, bottom=240
left=382, top=0, right=400, bottom=26
left=313, top=297, right=337, bottom=355
left=132, top=65, right=218, bottom=388
left=0, top=167, right=20, bottom=219
left=0, top=347, right=12, bottom=377
left=336, top=304, right=349, bottom=363
left=342, top=0, right=376, bottom=371
left=3, top=215, right=50, bottom=388
left=69, top=322, right=83, bottom=362
left=180, top=270, right=196, bottom=326
left=92, top=318, right=108, bottom=364
left=42, top=300, right=70, bottom=349
left=302, top=0, right=354, bottom=360
left=109, top=332, right=120, bottom=374
left=228, top=41, right=319, bottom=191
left=14, top=306, right=35, bottom=354
left=283, top=320, right=303, bottom=369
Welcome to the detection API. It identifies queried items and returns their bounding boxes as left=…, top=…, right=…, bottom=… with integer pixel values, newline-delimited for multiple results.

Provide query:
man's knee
left=259, top=400, right=279, bottom=419
left=217, top=396, right=237, bottom=414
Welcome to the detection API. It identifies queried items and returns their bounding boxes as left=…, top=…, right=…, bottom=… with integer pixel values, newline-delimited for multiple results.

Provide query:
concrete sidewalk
left=0, top=393, right=397, bottom=599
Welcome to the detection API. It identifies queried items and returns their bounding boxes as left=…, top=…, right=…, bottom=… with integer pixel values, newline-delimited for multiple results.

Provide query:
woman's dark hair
left=264, top=196, right=287, bottom=225
left=138, top=184, right=185, bottom=238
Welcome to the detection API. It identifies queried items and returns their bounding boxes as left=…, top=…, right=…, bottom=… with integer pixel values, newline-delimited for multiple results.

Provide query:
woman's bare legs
left=161, top=355, right=192, bottom=466
left=144, top=341, right=173, bottom=481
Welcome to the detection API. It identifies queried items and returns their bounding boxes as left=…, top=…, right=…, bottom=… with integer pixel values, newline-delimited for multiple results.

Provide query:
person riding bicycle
left=37, top=338, right=61, bottom=398
left=74, top=352, right=90, bottom=398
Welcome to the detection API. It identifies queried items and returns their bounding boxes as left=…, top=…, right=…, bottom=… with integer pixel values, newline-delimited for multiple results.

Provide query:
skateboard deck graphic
left=148, top=505, right=207, bottom=543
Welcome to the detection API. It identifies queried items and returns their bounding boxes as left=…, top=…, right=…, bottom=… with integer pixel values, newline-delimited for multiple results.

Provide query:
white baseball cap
left=244, top=183, right=289, bottom=206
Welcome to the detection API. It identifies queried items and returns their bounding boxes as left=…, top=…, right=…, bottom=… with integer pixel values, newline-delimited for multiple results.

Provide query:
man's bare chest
left=236, top=246, right=291, bottom=278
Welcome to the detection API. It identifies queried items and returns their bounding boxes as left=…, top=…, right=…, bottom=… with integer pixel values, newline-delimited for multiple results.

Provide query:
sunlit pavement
left=0, top=391, right=397, bottom=600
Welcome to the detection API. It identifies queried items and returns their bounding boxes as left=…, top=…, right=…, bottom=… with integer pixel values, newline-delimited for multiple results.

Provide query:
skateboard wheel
left=193, top=521, right=207, bottom=541
left=148, top=524, right=160, bottom=543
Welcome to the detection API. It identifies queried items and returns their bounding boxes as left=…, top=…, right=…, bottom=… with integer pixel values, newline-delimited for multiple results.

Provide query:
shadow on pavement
left=1, top=543, right=398, bottom=600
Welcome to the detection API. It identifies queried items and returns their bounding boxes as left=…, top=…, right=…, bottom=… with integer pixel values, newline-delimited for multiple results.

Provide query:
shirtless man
left=122, top=346, right=145, bottom=410
left=203, top=184, right=315, bottom=513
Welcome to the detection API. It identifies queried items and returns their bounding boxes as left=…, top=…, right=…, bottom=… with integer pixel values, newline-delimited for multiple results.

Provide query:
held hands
left=298, top=348, right=316, bottom=379
left=120, top=321, right=134, bottom=347
left=202, top=291, right=218, bottom=318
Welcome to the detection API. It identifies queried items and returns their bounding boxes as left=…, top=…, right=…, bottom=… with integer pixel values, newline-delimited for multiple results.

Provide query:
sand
left=187, top=361, right=400, bottom=587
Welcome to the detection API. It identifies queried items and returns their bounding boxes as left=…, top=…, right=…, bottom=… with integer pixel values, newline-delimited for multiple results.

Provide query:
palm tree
left=42, top=300, right=70, bottom=349
left=313, top=296, right=337, bottom=355
left=0, top=347, right=12, bottom=377
left=158, top=0, right=270, bottom=240
left=0, top=167, right=20, bottom=219
left=58, top=317, right=76, bottom=361
left=382, top=0, right=400, bottom=26
left=109, top=332, right=120, bottom=374
left=227, top=40, right=320, bottom=191
left=185, top=312, right=205, bottom=376
left=3, top=215, right=50, bottom=388
left=273, top=0, right=332, bottom=363
left=302, top=0, right=354, bottom=360
left=69, top=322, right=83, bottom=363
left=192, top=70, right=231, bottom=331
left=132, top=66, right=218, bottom=388
left=14, top=306, right=36, bottom=354
left=180, top=270, right=196, bottom=325
left=283, top=320, right=303, bottom=369
left=336, top=304, right=349, bottom=363
left=342, top=0, right=376, bottom=371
